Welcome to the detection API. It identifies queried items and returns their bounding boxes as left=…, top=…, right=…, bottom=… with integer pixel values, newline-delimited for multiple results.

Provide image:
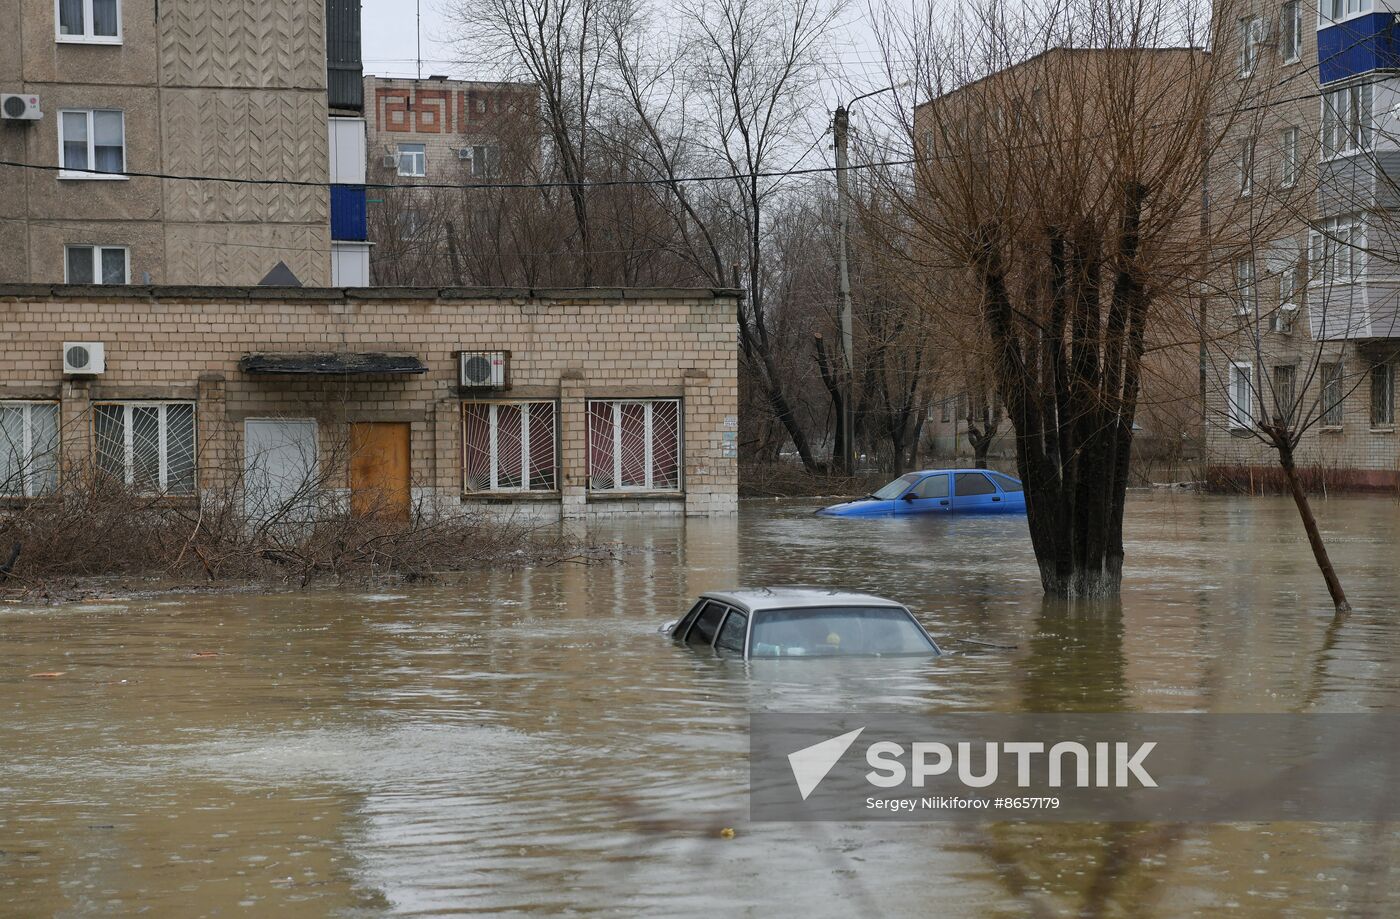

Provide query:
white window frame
left=0, top=401, right=61, bottom=498
left=1321, top=83, right=1372, bottom=160
left=1281, top=1, right=1302, bottom=62
left=1319, top=0, right=1372, bottom=26
left=1309, top=216, right=1365, bottom=287
left=57, top=108, right=127, bottom=180
left=63, top=244, right=129, bottom=284
left=1235, top=257, right=1256, bottom=315
left=1274, top=248, right=1300, bottom=331
left=462, top=400, right=558, bottom=493
left=1228, top=362, right=1255, bottom=429
left=1371, top=361, right=1395, bottom=428
left=1239, top=17, right=1265, bottom=78
left=1280, top=126, right=1299, bottom=188
left=587, top=398, right=683, bottom=493
left=1239, top=137, right=1255, bottom=197
left=93, top=401, right=197, bottom=494
left=396, top=142, right=426, bottom=177
left=55, top=0, right=122, bottom=44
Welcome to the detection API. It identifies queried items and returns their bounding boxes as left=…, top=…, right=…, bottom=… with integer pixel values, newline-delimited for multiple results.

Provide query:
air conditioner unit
left=63, top=341, right=105, bottom=375
left=1, top=93, right=42, bottom=121
left=457, top=350, right=509, bottom=390
left=457, top=147, right=473, bottom=161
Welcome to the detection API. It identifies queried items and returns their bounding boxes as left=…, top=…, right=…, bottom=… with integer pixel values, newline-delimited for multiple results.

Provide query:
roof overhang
left=238, top=352, right=428, bottom=375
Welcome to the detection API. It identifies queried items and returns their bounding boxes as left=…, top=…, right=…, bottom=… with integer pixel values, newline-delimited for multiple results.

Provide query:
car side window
left=671, top=600, right=706, bottom=637
left=685, top=601, right=728, bottom=647
left=954, top=472, right=996, bottom=496
left=911, top=474, right=948, bottom=498
left=993, top=474, right=1023, bottom=492
left=714, top=610, right=749, bottom=653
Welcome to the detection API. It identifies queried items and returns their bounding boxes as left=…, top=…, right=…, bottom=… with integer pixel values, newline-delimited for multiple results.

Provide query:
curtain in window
left=93, top=111, right=124, bottom=173
left=66, top=247, right=93, bottom=283
left=92, top=0, right=119, bottom=36
left=29, top=404, right=59, bottom=496
left=651, top=400, right=680, bottom=488
left=463, top=403, right=492, bottom=491
left=165, top=403, right=196, bottom=494
left=588, top=402, right=615, bottom=489
left=0, top=407, right=22, bottom=496
left=62, top=111, right=89, bottom=171
left=617, top=403, right=647, bottom=487
left=495, top=403, right=524, bottom=489
left=94, top=404, right=125, bottom=482
left=528, top=402, right=555, bottom=489
left=131, top=405, right=161, bottom=492
left=1321, top=364, right=1344, bottom=425
left=100, top=247, right=125, bottom=284
left=58, top=0, right=83, bottom=34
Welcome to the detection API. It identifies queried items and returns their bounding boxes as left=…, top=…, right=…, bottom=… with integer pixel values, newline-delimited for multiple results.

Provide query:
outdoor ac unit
left=458, top=350, right=509, bottom=390
left=381, top=153, right=398, bottom=168
left=457, top=147, right=473, bottom=161
left=63, top=341, right=105, bottom=375
left=1, top=93, right=42, bottom=121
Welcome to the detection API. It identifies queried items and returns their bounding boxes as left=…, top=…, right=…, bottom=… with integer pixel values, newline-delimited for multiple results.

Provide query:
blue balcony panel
left=330, top=184, right=367, bottom=242
left=1319, top=14, right=1400, bottom=84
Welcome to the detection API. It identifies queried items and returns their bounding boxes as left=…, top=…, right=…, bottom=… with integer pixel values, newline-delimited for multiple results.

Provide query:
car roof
left=903, top=468, right=1016, bottom=477
left=697, top=587, right=909, bottom=613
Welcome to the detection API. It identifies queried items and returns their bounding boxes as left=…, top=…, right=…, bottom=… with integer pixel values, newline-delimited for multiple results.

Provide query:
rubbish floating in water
left=719, top=827, right=736, bottom=839
left=192, top=651, right=219, bottom=659
left=29, top=671, right=66, bottom=679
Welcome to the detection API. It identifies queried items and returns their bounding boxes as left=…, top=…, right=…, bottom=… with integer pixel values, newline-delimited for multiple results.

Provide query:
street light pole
left=833, top=84, right=899, bottom=477
left=833, top=103, right=855, bottom=477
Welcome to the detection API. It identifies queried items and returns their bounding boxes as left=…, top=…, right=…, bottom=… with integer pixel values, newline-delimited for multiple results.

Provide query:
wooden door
left=349, top=422, right=410, bottom=521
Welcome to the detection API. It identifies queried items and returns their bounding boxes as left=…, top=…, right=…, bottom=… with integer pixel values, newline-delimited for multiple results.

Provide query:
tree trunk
left=813, top=334, right=846, bottom=472
left=1270, top=429, right=1351, bottom=613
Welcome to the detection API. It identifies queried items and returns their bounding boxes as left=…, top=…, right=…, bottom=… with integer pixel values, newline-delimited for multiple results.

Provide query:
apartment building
left=0, top=0, right=365, bottom=286
left=1206, top=0, right=1400, bottom=490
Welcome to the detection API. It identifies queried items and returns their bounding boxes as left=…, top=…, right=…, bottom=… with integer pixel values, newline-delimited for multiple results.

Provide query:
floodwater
left=2, top=493, right=1399, bottom=917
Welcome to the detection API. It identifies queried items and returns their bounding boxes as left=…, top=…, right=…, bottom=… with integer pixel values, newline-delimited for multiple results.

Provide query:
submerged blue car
left=817, top=468, right=1027, bottom=517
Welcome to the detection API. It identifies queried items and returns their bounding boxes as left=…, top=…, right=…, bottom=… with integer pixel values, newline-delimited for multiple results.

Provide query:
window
left=56, top=0, right=120, bottom=42
left=1320, top=0, right=1371, bottom=23
left=93, top=402, right=196, bottom=495
left=954, top=472, right=997, bottom=496
left=399, top=208, right=423, bottom=240
left=1310, top=217, right=1364, bottom=286
left=1280, top=126, right=1299, bottom=187
left=940, top=399, right=952, bottom=423
left=991, top=473, right=1023, bottom=492
left=1272, top=247, right=1299, bottom=332
left=1235, top=257, right=1256, bottom=315
left=58, top=109, right=125, bottom=177
left=1239, top=137, right=1255, bottom=196
left=396, top=142, right=426, bottom=177
left=714, top=610, right=748, bottom=653
left=1321, top=362, right=1344, bottom=426
left=1281, top=1, right=1301, bottom=62
left=1372, top=361, right=1395, bottom=427
left=1272, top=365, right=1296, bottom=426
left=1239, top=17, right=1264, bottom=77
left=1228, top=363, right=1254, bottom=429
left=1321, top=83, right=1372, bottom=158
left=463, top=401, right=556, bottom=492
left=466, top=145, right=500, bottom=178
left=685, top=601, right=727, bottom=647
left=0, top=402, right=60, bottom=498
left=64, top=245, right=127, bottom=284
left=587, top=399, right=681, bottom=491
left=911, top=473, right=949, bottom=499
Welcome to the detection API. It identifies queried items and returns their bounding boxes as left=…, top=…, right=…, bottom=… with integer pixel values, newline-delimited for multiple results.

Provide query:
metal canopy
left=239, top=352, right=428, bottom=375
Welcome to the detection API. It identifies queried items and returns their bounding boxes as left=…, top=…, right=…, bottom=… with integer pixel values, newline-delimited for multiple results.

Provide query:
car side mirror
left=902, top=492, right=917, bottom=501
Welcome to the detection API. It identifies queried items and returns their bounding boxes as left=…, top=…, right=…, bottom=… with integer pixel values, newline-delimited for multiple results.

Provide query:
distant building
left=0, top=0, right=364, bottom=286
left=1204, top=0, right=1398, bottom=491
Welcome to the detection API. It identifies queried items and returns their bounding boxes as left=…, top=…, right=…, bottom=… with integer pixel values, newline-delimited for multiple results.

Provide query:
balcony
left=1319, top=13, right=1400, bottom=84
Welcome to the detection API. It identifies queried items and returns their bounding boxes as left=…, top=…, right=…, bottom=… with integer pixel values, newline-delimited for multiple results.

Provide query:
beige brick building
left=0, top=0, right=346, bottom=286
left=0, top=285, right=740, bottom=517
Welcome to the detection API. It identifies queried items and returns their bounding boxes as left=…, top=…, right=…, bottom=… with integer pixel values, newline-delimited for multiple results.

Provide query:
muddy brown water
left=2, top=493, right=1398, bottom=916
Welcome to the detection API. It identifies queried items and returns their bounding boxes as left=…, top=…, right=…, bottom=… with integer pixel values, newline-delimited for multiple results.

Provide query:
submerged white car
left=663, top=587, right=942, bottom=660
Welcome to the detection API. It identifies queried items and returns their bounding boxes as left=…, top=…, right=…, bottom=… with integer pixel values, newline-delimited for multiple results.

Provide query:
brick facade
left=0, top=285, right=740, bottom=517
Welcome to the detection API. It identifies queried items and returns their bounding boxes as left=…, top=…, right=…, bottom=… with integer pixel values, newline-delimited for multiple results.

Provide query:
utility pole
left=833, top=103, right=855, bottom=476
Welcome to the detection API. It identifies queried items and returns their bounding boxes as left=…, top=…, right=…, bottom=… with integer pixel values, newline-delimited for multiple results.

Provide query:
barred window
left=0, top=402, right=60, bottom=498
left=587, top=399, right=681, bottom=491
left=94, top=402, right=196, bottom=494
left=1321, top=363, right=1345, bottom=427
left=1372, top=362, right=1395, bottom=427
left=463, top=401, right=556, bottom=492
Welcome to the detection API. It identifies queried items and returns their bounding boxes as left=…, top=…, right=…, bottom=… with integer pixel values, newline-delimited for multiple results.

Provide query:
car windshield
left=749, top=607, right=937, bottom=658
left=871, top=474, right=920, bottom=500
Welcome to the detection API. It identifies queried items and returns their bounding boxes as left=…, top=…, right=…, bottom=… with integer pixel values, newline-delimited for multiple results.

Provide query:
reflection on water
left=2, top=493, right=1398, bottom=915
